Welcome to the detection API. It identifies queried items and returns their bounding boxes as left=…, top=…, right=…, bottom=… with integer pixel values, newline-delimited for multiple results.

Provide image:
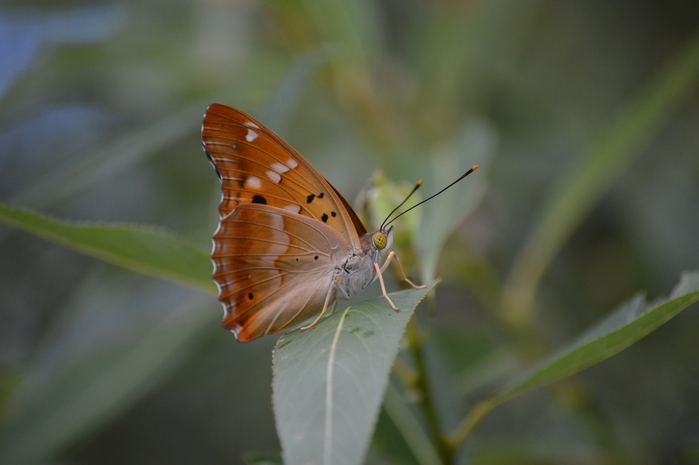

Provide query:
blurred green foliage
left=1, top=1, right=699, bottom=464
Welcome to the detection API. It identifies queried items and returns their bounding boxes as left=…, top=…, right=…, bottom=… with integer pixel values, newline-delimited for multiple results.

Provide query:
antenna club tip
left=417, top=180, right=424, bottom=186
left=458, top=166, right=479, bottom=180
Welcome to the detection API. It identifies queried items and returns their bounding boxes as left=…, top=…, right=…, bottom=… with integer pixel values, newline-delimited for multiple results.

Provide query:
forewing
left=212, top=203, right=348, bottom=342
left=202, top=103, right=366, bottom=246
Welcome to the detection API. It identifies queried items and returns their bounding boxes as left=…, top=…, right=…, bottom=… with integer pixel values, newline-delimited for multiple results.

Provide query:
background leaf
left=502, top=31, right=699, bottom=325
left=5, top=101, right=215, bottom=212
left=273, top=284, right=436, bottom=465
left=414, top=119, right=494, bottom=283
left=450, top=270, right=699, bottom=447
left=500, top=270, right=699, bottom=401
left=0, top=204, right=215, bottom=294
left=380, top=381, right=442, bottom=465
left=0, top=294, right=219, bottom=464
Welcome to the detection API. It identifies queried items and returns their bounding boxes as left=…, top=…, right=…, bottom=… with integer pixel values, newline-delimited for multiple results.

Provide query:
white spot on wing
left=243, top=121, right=260, bottom=129
left=284, top=204, right=301, bottom=214
left=246, top=129, right=258, bottom=142
left=245, top=177, right=261, bottom=189
left=286, top=159, right=298, bottom=169
left=266, top=170, right=281, bottom=183
left=271, top=162, right=290, bottom=173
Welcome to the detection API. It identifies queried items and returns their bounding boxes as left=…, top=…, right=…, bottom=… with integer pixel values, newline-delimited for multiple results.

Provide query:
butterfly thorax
left=333, top=229, right=392, bottom=301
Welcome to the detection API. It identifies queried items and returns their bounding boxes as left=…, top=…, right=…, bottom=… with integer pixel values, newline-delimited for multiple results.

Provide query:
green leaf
left=272, top=284, right=436, bottom=465
left=0, top=204, right=215, bottom=294
left=497, top=270, right=699, bottom=402
left=449, top=271, right=699, bottom=447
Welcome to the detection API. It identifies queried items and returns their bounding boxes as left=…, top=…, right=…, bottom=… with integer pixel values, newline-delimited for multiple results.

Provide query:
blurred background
left=1, top=1, right=699, bottom=464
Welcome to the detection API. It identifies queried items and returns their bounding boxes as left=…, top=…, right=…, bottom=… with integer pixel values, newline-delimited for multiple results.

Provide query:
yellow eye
left=373, top=232, right=387, bottom=249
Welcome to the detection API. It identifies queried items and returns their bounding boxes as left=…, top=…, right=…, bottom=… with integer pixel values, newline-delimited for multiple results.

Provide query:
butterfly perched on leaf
left=202, top=104, right=475, bottom=342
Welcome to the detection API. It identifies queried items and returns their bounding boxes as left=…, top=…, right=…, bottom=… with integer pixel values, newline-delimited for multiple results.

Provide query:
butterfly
left=202, top=103, right=476, bottom=342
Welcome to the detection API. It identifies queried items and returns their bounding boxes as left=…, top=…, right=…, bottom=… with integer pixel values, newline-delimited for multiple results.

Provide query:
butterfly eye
left=373, top=232, right=387, bottom=249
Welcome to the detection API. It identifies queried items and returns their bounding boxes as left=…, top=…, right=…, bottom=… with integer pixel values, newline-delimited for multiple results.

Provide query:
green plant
left=2, top=2, right=699, bottom=465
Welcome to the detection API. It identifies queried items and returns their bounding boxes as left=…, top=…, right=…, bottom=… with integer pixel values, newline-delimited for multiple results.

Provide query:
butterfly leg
left=380, top=251, right=426, bottom=290
left=374, top=261, right=399, bottom=311
left=301, top=283, right=336, bottom=331
left=328, top=299, right=339, bottom=315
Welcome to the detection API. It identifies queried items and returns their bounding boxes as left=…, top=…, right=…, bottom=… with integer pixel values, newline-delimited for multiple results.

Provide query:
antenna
left=382, top=165, right=479, bottom=229
left=379, top=180, right=423, bottom=230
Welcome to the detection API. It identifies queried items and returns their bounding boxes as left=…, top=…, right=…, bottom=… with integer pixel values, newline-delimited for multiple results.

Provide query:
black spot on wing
left=321, top=213, right=328, bottom=222
left=306, top=194, right=315, bottom=204
left=252, top=195, right=267, bottom=204
left=331, top=211, right=336, bottom=217
left=318, top=192, right=324, bottom=198
left=248, top=292, right=254, bottom=300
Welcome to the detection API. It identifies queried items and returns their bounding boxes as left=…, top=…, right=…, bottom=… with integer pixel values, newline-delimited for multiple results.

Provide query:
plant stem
left=405, top=318, right=451, bottom=464
left=444, top=397, right=497, bottom=454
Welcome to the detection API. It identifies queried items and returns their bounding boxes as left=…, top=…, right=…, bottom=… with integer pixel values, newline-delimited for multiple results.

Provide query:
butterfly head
left=371, top=226, right=394, bottom=252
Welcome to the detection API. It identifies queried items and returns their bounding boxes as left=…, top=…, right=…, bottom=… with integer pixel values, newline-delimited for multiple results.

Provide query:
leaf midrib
left=324, top=306, right=350, bottom=465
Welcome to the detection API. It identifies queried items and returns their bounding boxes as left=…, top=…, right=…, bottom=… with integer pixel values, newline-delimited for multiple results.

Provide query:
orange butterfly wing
left=202, top=103, right=366, bottom=241
left=202, top=104, right=368, bottom=340
left=212, top=203, right=347, bottom=342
